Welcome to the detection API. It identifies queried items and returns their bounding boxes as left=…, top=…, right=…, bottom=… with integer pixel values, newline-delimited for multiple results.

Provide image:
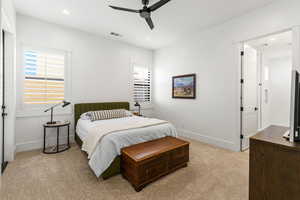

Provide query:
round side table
left=43, top=121, right=71, bottom=154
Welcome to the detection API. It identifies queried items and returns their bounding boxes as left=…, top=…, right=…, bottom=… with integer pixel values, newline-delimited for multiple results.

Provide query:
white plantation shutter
left=23, top=49, right=65, bottom=104
left=133, top=65, right=151, bottom=102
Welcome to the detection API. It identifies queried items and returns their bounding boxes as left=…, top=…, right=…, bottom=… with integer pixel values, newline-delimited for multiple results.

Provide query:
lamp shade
left=62, top=100, right=71, bottom=107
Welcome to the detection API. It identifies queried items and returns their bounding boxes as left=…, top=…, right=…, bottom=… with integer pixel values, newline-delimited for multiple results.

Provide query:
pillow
left=89, top=109, right=130, bottom=121
left=80, top=112, right=91, bottom=120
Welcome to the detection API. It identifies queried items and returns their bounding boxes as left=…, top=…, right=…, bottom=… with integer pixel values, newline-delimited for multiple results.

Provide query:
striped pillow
left=89, top=109, right=129, bottom=121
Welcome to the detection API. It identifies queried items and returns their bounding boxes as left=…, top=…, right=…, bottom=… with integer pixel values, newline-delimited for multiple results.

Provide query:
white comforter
left=76, top=116, right=177, bottom=177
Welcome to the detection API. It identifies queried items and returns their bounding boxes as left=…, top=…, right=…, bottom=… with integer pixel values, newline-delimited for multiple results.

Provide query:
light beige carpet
left=0, top=138, right=249, bottom=200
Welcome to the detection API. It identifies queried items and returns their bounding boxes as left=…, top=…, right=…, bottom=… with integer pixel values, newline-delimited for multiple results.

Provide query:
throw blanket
left=82, top=117, right=169, bottom=158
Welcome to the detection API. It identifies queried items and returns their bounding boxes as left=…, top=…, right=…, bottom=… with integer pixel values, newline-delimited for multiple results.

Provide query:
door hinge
left=240, top=135, right=244, bottom=139
left=241, top=51, right=244, bottom=56
left=2, top=105, right=6, bottom=109
left=2, top=113, right=7, bottom=117
left=241, top=107, right=244, bottom=112
left=241, top=79, right=244, bottom=84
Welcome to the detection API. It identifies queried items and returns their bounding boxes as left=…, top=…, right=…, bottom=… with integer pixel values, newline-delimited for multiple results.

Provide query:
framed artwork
left=172, top=74, right=196, bottom=99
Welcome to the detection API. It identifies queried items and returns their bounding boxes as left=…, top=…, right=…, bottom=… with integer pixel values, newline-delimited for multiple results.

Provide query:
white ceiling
left=14, top=0, right=276, bottom=49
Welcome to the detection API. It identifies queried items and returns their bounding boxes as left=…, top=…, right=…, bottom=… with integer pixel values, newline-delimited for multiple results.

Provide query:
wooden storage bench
left=121, top=136, right=190, bottom=192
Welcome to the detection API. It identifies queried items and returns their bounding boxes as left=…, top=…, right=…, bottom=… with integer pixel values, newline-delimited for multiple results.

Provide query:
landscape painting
left=172, top=74, right=196, bottom=99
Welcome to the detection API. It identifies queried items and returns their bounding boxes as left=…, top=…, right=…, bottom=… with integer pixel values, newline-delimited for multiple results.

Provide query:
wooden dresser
left=249, top=125, right=300, bottom=200
left=121, top=136, right=189, bottom=192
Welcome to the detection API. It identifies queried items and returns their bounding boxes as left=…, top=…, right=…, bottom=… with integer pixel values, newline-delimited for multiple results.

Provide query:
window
left=23, top=48, right=65, bottom=105
left=133, top=65, right=151, bottom=103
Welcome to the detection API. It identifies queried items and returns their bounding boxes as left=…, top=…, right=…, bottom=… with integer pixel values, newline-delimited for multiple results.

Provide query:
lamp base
left=46, top=121, right=58, bottom=125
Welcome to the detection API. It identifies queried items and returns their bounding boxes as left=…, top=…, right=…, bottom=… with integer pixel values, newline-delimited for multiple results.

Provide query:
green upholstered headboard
left=74, top=102, right=130, bottom=128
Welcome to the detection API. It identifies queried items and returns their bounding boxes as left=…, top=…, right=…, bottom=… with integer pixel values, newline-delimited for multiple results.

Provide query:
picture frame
left=172, top=74, right=196, bottom=99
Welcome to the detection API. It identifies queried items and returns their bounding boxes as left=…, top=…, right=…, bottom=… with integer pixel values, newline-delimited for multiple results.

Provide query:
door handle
left=254, top=107, right=258, bottom=111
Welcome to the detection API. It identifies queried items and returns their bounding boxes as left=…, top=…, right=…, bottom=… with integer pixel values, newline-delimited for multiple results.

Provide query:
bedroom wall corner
left=153, top=0, right=300, bottom=152
left=15, top=15, right=154, bottom=152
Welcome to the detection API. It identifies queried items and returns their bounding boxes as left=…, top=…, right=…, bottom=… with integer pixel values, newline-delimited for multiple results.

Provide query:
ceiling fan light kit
left=109, top=0, right=171, bottom=30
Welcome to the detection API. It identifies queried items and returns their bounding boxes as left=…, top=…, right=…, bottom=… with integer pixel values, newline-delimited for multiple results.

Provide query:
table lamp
left=44, top=100, right=71, bottom=124
left=134, top=101, right=141, bottom=116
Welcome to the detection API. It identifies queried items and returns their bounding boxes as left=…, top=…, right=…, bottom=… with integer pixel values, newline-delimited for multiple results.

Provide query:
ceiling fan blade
left=149, top=0, right=171, bottom=12
left=109, top=5, right=139, bottom=13
left=145, top=17, right=154, bottom=30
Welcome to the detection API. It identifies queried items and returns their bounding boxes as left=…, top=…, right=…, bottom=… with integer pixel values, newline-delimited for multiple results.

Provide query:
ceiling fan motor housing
left=140, top=11, right=151, bottom=18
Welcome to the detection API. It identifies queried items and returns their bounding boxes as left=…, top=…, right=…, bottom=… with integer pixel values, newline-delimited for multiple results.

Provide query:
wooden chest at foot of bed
left=121, top=136, right=190, bottom=192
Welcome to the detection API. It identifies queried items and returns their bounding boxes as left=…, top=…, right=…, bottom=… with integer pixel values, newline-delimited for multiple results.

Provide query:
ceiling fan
left=109, top=0, right=171, bottom=30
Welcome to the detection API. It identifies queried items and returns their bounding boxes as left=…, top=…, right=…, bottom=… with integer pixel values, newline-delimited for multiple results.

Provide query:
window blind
left=24, top=50, right=65, bottom=104
left=133, top=66, right=151, bottom=102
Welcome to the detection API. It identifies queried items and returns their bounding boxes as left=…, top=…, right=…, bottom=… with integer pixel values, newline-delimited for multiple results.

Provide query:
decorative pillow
left=89, top=109, right=129, bottom=121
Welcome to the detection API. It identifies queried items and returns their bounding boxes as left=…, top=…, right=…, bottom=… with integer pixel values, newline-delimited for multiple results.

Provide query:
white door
left=241, top=45, right=259, bottom=151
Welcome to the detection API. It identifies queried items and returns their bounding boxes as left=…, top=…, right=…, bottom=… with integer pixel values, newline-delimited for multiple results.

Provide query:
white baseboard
left=3, top=145, right=16, bottom=162
left=16, top=135, right=75, bottom=152
left=16, top=130, right=239, bottom=153
left=177, top=128, right=239, bottom=152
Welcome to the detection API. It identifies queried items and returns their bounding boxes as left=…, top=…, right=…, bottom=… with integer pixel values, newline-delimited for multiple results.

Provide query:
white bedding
left=76, top=116, right=177, bottom=177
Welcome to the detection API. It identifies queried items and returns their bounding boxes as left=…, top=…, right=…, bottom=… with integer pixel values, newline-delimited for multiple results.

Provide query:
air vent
left=110, top=32, right=122, bottom=37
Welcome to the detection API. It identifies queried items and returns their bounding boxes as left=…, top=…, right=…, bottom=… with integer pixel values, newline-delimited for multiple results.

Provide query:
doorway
left=240, top=30, right=293, bottom=151
left=0, top=29, right=15, bottom=174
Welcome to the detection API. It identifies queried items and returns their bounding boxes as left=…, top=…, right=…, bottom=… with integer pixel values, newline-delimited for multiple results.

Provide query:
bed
left=74, top=102, right=177, bottom=179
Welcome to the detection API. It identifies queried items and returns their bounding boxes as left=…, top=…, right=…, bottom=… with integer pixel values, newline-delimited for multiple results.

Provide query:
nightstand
left=43, top=121, right=70, bottom=154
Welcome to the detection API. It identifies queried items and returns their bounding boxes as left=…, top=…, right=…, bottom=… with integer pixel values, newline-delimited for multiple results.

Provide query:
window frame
left=17, top=44, right=72, bottom=117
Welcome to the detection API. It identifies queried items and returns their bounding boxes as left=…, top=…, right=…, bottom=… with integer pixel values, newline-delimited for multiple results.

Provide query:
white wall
left=2, top=0, right=15, bottom=32
left=153, top=0, right=300, bottom=151
left=15, top=15, right=153, bottom=152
